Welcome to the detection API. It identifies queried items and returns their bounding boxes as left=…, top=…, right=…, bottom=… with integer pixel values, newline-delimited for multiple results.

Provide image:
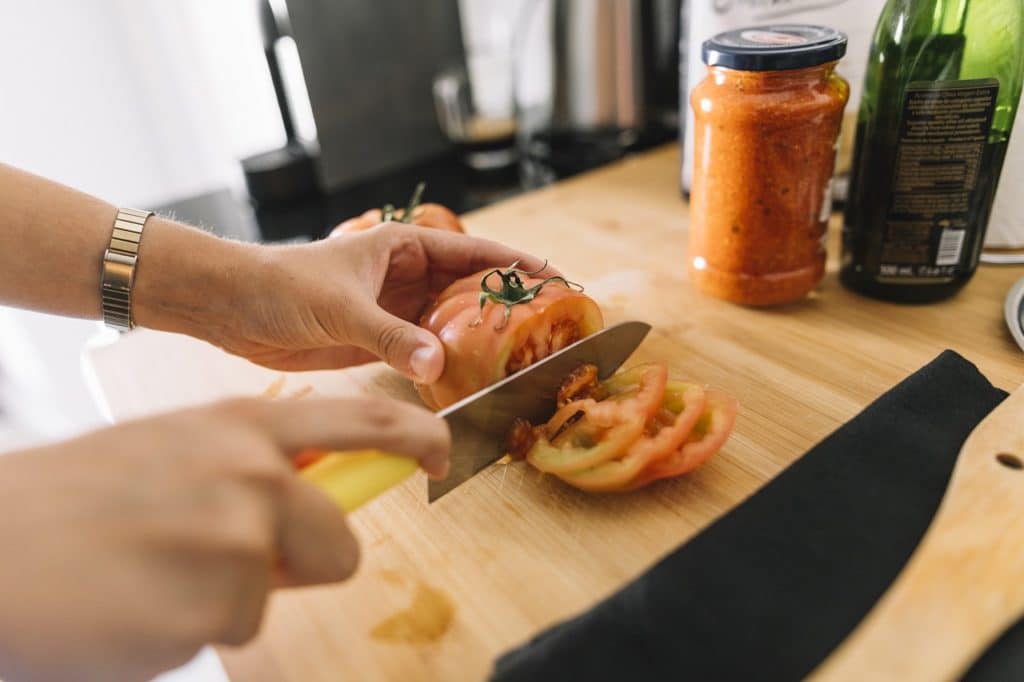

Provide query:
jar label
left=876, top=78, right=1000, bottom=283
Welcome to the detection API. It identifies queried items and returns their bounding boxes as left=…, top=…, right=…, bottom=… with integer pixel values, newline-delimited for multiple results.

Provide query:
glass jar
left=689, top=26, right=849, bottom=306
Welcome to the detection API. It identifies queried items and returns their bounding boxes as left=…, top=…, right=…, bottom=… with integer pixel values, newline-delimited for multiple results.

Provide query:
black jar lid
left=702, top=25, right=847, bottom=71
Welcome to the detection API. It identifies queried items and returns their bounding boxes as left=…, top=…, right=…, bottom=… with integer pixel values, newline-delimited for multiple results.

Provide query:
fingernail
left=409, top=345, right=437, bottom=382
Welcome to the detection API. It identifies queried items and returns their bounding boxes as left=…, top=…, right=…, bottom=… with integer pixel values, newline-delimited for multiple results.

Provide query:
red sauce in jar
left=688, top=26, right=850, bottom=306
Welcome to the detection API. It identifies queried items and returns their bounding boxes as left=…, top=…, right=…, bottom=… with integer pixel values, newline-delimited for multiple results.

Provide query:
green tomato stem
left=471, top=261, right=583, bottom=330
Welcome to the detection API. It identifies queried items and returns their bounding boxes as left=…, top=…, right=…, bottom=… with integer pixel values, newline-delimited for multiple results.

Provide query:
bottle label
left=877, top=78, right=999, bottom=282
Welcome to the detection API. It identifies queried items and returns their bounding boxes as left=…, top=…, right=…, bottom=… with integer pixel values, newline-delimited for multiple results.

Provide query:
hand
left=0, top=397, right=449, bottom=682
left=137, top=221, right=555, bottom=384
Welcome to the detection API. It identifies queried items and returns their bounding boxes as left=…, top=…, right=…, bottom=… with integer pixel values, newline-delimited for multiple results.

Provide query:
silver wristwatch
left=101, top=207, right=153, bottom=332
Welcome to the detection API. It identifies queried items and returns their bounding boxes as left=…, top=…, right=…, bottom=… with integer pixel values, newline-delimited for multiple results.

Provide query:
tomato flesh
left=513, top=364, right=738, bottom=493
left=507, top=318, right=581, bottom=375
left=417, top=273, right=603, bottom=409
left=528, top=415, right=645, bottom=476
left=627, top=390, right=738, bottom=490
left=527, top=365, right=668, bottom=476
left=557, top=382, right=706, bottom=492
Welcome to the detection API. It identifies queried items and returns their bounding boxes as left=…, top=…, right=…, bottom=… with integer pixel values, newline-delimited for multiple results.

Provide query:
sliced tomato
left=556, top=364, right=600, bottom=408
left=584, top=364, right=668, bottom=426
left=417, top=270, right=603, bottom=409
left=542, top=364, right=668, bottom=434
left=527, top=415, right=645, bottom=476
left=557, top=382, right=706, bottom=492
left=626, top=389, right=738, bottom=490
left=527, top=365, right=667, bottom=475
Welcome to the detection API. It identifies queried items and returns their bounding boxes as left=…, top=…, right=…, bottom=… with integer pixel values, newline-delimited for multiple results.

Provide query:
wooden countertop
left=86, top=144, right=1023, bottom=681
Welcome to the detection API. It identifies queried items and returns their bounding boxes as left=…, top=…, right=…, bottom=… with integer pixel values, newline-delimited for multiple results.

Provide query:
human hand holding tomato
left=187, top=223, right=554, bottom=384
left=0, top=396, right=449, bottom=682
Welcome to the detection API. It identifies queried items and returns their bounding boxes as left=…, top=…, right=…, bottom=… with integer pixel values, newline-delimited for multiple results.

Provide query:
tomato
left=626, top=389, right=738, bottom=490
left=508, top=363, right=737, bottom=493
left=332, top=203, right=464, bottom=235
left=556, top=364, right=599, bottom=408
left=293, top=448, right=326, bottom=470
left=529, top=415, right=646, bottom=477
left=331, top=181, right=464, bottom=236
left=416, top=265, right=604, bottom=409
left=543, top=364, right=668, bottom=433
left=527, top=365, right=668, bottom=475
left=557, top=381, right=706, bottom=492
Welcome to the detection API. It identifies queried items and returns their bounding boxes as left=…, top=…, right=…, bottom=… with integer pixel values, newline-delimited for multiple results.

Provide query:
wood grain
left=812, top=385, right=1024, bottom=681
left=84, top=145, right=1024, bottom=681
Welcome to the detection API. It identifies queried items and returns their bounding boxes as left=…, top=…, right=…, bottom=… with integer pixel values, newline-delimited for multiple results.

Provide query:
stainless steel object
left=545, top=0, right=680, bottom=133
left=551, top=0, right=643, bottom=132
left=428, top=320, right=652, bottom=502
left=1006, top=277, right=1024, bottom=352
left=516, top=0, right=680, bottom=183
left=101, top=208, right=153, bottom=333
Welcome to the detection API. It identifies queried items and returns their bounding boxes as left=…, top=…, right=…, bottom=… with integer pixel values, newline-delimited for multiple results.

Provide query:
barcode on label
left=936, top=228, right=966, bottom=266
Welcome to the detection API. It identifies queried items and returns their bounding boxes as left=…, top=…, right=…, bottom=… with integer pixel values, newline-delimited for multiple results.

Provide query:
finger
left=393, top=225, right=563, bottom=279
left=219, top=557, right=273, bottom=645
left=229, top=397, right=451, bottom=477
left=275, top=476, right=360, bottom=587
left=344, top=300, right=446, bottom=383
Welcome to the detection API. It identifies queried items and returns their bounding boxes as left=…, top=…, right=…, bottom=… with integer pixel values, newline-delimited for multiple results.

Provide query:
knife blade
left=428, top=320, right=652, bottom=502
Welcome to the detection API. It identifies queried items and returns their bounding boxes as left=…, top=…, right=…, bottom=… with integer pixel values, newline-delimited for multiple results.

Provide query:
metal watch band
left=101, top=207, right=153, bottom=332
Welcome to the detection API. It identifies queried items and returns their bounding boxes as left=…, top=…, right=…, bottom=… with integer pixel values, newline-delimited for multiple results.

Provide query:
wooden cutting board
left=84, top=145, right=1024, bottom=681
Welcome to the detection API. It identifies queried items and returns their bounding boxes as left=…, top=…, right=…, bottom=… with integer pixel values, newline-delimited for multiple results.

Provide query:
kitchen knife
left=428, top=320, right=652, bottom=502
left=299, top=321, right=651, bottom=510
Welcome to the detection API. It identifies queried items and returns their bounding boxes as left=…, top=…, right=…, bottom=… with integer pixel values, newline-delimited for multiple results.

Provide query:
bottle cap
left=702, top=25, right=847, bottom=71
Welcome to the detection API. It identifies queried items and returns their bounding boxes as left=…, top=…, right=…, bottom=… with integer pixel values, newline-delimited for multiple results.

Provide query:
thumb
left=348, top=304, right=445, bottom=383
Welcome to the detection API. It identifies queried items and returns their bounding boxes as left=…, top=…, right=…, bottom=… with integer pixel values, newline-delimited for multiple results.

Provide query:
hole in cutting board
left=995, top=453, right=1023, bottom=470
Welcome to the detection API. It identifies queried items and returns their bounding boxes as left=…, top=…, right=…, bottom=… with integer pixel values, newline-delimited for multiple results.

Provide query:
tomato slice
left=526, top=364, right=668, bottom=475
left=527, top=415, right=645, bottom=476
left=556, top=382, right=706, bottom=492
left=626, top=389, right=738, bottom=490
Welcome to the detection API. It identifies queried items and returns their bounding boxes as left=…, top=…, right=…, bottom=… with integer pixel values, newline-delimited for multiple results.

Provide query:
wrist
left=132, top=217, right=257, bottom=343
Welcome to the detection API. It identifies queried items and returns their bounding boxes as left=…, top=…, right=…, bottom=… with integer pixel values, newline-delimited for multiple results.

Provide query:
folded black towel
left=492, top=350, right=1013, bottom=681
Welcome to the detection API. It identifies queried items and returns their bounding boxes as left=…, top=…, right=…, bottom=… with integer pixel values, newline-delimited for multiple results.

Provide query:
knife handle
left=298, top=450, right=418, bottom=513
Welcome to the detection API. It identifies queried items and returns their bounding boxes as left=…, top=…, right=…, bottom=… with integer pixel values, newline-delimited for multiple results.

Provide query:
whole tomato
left=330, top=182, right=464, bottom=236
left=332, top=203, right=464, bottom=235
left=416, top=264, right=604, bottom=409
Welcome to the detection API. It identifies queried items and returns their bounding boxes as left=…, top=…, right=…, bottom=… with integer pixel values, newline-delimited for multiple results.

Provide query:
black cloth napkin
left=492, top=350, right=1017, bottom=681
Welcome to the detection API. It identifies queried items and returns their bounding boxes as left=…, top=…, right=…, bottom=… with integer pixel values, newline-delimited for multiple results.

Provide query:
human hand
left=136, top=221, right=556, bottom=384
left=0, top=397, right=449, bottom=682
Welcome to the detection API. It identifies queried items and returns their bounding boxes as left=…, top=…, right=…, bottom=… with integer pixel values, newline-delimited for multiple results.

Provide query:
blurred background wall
left=0, top=0, right=292, bottom=444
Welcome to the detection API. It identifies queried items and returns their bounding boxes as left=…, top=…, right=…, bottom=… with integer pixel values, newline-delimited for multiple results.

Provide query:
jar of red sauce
left=689, top=25, right=849, bottom=306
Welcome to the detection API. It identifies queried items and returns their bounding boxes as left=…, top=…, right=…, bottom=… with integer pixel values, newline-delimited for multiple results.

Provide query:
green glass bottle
left=841, top=0, right=1024, bottom=302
